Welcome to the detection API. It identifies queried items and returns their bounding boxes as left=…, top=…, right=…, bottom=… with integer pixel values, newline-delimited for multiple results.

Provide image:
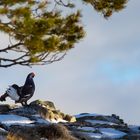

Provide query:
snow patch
left=78, top=128, right=126, bottom=139
left=75, top=113, right=100, bottom=118
left=0, top=114, right=34, bottom=126
left=47, top=118, right=67, bottom=123
left=85, top=132, right=102, bottom=139
left=36, top=118, right=50, bottom=124
left=0, top=128, right=8, bottom=133
left=100, top=128, right=127, bottom=138
left=77, top=126, right=96, bottom=131
left=86, top=119, right=116, bottom=125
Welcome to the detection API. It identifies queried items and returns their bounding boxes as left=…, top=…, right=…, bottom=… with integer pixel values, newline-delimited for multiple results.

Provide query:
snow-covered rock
left=69, top=113, right=140, bottom=139
left=0, top=114, right=34, bottom=126
left=0, top=101, right=140, bottom=140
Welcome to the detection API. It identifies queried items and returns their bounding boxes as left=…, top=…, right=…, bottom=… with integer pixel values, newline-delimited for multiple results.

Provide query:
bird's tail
left=6, top=86, right=20, bottom=101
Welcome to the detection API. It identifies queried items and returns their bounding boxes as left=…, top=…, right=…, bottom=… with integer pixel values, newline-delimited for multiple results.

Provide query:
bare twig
left=0, top=42, right=23, bottom=53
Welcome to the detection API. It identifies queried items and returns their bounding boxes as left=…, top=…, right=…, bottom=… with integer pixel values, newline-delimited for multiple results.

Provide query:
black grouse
left=0, top=72, right=35, bottom=106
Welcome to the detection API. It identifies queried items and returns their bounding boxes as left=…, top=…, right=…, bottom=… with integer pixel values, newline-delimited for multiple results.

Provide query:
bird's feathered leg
left=19, top=94, right=32, bottom=106
left=21, top=102, right=25, bottom=106
left=21, top=100, right=28, bottom=106
left=0, top=93, right=9, bottom=101
left=24, top=101, right=29, bottom=106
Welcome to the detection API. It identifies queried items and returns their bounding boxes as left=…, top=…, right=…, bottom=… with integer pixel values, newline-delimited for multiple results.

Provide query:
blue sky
left=0, top=0, right=140, bottom=125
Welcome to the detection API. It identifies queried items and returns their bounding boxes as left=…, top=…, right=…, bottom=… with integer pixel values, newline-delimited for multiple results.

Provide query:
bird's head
left=28, top=72, right=35, bottom=79
left=24, top=72, right=35, bottom=86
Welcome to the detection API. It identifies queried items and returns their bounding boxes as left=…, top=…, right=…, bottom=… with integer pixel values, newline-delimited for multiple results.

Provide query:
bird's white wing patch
left=6, top=86, right=20, bottom=101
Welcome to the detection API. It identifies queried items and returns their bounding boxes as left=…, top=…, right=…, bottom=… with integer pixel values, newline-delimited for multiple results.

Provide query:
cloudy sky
left=0, top=0, right=140, bottom=125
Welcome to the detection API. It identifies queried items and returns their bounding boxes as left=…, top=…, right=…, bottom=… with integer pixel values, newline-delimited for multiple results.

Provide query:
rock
left=0, top=128, right=8, bottom=140
left=7, top=100, right=76, bottom=124
left=30, top=100, right=56, bottom=110
left=0, top=135, right=7, bottom=140
left=29, top=100, right=76, bottom=123
left=76, top=113, right=125, bottom=126
left=0, top=104, right=11, bottom=113
left=64, top=114, right=76, bottom=122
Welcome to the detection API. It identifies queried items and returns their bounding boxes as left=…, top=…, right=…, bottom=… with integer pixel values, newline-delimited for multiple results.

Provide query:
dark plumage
left=19, top=72, right=35, bottom=105
left=0, top=72, right=35, bottom=106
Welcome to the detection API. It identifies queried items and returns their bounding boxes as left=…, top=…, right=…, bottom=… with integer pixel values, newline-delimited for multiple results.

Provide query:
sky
left=0, top=0, right=140, bottom=125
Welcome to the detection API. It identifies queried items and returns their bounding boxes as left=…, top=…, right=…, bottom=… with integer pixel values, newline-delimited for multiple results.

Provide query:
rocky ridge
left=0, top=100, right=140, bottom=140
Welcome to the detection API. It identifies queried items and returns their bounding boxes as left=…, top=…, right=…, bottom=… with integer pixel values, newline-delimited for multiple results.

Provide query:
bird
left=0, top=72, right=35, bottom=106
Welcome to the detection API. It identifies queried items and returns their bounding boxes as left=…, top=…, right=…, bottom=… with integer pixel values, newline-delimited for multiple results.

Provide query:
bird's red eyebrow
left=31, top=72, right=35, bottom=76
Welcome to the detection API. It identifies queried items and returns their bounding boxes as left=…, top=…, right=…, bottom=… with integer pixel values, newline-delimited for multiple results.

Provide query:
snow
left=76, top=126, right=126, bottom=139
left=0, top=114, right=34, bottom=126
left=84, top=132, right=102, bottom=139
left=100, top=128, right=126, bottom=138
left=32, top=115, right=68, bottom=123
left=0, top=128, right=7, bottom=133
left=48, top=118, right=67, bottom=123
left=75, top=113, right=100, bottom=118
left=36, top=118, right=50, bottom=124
left=77, top=126, right=96, bottom=131
left=86, top=119, right=116, bottom=125
left=84, top=129, right=126, bottom=139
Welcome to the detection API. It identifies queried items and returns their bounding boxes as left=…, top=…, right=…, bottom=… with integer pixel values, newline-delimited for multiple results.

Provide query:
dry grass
left=7, top=124, right=77, bottom=140
left=40, top=124, right=77, bottom=140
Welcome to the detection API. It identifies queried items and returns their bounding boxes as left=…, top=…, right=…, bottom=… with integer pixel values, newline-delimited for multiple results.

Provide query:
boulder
left=8, top=100, right=76, bottom=123
left=30, top=100, right=56, bottom=110
left=0, top=104, right=11, bottom=113
left=29, top=100, right=76, bottom=122
left=64, top=114, right=76, bottom=123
